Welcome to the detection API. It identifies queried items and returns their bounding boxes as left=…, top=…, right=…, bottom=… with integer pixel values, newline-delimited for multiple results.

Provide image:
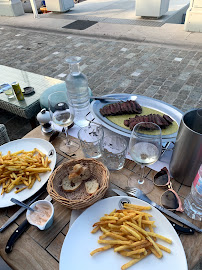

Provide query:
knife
left=91, top=95, right=137, bottom=102
left=126, top=189, right=201, bottom=233
left=0, top=186, right=47, bottom=233
left=5, top=195, right=52, bottom=254
left=91, top=96, right=123, bottom=102
left=112, top=188, right=195, bottom=235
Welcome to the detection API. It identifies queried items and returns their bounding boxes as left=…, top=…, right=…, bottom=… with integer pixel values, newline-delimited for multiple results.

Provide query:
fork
left=124, top=187, right=202, bottom=233
left=124, top=187, right=155, bottom=206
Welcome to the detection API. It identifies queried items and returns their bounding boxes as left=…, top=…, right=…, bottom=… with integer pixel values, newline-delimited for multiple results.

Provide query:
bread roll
left=69, top=164, right=91, bottom=183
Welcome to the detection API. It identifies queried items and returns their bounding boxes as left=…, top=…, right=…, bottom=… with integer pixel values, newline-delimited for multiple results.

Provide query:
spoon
left=10, top=198, right=35, bottom=212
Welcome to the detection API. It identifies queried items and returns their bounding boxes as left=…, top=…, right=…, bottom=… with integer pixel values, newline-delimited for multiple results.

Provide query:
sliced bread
left=85, top=179, right=99, bottom=195
left=62, top=176, right=82, bottom=192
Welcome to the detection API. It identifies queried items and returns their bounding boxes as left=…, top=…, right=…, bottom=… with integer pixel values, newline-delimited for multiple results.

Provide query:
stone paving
left=0, top=26, right=201, bottom=140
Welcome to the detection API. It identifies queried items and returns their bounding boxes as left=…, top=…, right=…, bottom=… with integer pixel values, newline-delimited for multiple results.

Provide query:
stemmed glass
left=128, top=122, right=162, bottom=194
left=48, top=91, right=79, bottom=154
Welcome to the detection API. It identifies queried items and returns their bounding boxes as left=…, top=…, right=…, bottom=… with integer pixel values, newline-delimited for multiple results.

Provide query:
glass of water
left=78, top=124, right=104, bottom=159
left=128, top=122, right=162, bottom=194
left=102, top=135, right=128, bottom=170
left=4, top=86, right=15, bottom=99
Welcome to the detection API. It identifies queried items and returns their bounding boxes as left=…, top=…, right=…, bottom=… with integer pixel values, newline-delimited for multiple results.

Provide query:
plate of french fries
left=0, top=138, right=56, bottom=208
left=60, top=196, right=187, bottom=270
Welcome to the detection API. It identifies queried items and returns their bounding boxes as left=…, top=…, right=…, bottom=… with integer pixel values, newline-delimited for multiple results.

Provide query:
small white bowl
left=26, top=200, right=54, bottom=230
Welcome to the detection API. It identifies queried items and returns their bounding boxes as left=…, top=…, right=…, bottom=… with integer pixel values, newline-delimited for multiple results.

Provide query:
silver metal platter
left=90, top=94, right=183, bottom=142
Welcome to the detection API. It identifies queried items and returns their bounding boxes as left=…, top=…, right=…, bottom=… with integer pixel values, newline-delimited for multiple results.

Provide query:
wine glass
left=48, top=91, right=79, bottom=154
left=128, top=122, right=162, bottom=194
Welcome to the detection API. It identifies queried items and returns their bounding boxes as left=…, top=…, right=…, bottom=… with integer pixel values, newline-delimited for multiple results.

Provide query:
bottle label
left=193, top=171, right=202, bottom=195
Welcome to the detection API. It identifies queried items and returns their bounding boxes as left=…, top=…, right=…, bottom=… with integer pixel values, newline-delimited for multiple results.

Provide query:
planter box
left=136, top=0, right=170, bottom=18
left=45, top=0, right=74, bottom=12
left=0, top=0, right=24, bottom=16
left=185, top=0, right=202, bottom=32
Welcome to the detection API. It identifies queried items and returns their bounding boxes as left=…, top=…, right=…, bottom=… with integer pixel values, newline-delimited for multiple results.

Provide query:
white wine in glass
left=48, top=91, right=79, bottom=154
left=128, top=122, right=162, bottom=194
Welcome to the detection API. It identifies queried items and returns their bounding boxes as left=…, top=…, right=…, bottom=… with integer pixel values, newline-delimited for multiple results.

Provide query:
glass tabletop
left=0, top=65, right=63, bottom=109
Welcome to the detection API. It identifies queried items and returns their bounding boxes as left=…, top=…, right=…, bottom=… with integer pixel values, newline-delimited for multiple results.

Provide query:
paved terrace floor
left=0, top=0, right=201, bottom=141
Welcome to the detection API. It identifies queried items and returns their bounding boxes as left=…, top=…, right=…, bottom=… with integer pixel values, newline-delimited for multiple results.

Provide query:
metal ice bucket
left=170, top=108, right=202, bottom=186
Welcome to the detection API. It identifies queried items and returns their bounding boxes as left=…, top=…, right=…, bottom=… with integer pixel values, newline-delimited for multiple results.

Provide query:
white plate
left=0, top=138, right=56, bottom=208
left=60, top=196, right=187, bottom=270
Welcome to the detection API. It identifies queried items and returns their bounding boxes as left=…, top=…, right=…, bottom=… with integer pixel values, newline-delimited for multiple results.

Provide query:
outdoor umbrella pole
left=30, top=0, right=40, bottom=18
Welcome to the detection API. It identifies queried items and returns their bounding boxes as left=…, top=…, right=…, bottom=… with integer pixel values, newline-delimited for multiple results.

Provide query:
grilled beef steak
left=100, top=100, right=142, bottom=116
left=124, top=114, right=173, bottom=130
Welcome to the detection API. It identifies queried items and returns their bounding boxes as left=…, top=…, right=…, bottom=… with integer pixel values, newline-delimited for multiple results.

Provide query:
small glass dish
left=26, top=200, right=54, bottom=230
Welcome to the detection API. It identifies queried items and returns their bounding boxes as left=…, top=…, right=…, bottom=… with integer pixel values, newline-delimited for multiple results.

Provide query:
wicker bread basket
left=47, top=158, right=110, bottom=209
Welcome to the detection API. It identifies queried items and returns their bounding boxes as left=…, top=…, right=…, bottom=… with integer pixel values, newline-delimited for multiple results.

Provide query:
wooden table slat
left=0, top=125, right=201, bottom=270
left=4, top=233, right=58, bottom=270
left=46, top=233, right=66, bottom=262
left=61, top=224, right=70, bottom=236
left=27, top=202, right=71, bottom=248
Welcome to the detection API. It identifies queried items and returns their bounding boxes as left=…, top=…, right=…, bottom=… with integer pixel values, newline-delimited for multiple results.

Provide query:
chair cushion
left=0, top=124, right=10, bottom=146
left=40, top=83, right=92, bottom=110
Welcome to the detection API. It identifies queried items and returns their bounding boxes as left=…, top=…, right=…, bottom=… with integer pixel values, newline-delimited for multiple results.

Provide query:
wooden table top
left=0, top=126, right=201, bottom=270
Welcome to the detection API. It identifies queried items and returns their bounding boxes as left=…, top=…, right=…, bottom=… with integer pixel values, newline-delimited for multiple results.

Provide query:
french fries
left=90, top=203, right=172, bottom=270
left=0, top=148, right=51, bottom=195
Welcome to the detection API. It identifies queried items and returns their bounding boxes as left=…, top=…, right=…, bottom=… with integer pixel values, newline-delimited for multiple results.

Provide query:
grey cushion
left=40, top=83, right=67, bottom=110
left=40, top=83, right=93, bottom=110
left=0, top=124, right=10, bottom=146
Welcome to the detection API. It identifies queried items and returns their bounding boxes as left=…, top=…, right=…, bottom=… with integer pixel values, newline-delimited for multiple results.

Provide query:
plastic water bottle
left=184, top=164, right=202, bottom=221
left=65, top=56, right=90, bottom=127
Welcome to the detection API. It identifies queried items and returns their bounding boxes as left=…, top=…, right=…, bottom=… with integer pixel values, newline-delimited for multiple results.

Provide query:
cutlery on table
left=91, top=96, right=124, bottom=102
left=5, top=195, right=52, bottom=254
left=91, top=95, right=137, bottom=100
left=10, top=198, right=35, bottom=212
left=0, top=186, right=47, bottom=233
left=92, top=96, right=139, bottom=103
left=91, top=96, right=138, bottom=102
left=5, top=219, right=30, bottom=254
left=125, top=187, right=202, bottom=233
left=112, top=188, right=198, bottom=234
